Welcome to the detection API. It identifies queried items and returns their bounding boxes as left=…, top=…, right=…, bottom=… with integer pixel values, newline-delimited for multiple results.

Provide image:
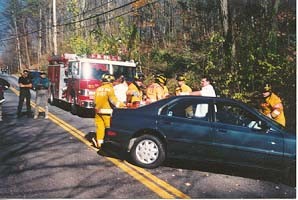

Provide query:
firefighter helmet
left=134, top=72, right=145, bottom=81
left=155, top=74, right=167, bottom=85
left=263, top=83, right=272, bottom=93
left=102, top=73, right=115, bottom=83
left=176, top=74, right=186, bottom=81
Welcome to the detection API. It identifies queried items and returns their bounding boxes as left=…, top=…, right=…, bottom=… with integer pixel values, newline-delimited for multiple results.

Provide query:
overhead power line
left=57, top=0, right=138, bottom=27
left=0, top=2, right=44, bottom=24
left=0, top=0, right=111, bottom=27
left=0, top=0, right=159, bottom=43
left=55, top=0, right=160, bottom=34
left=61, top=0, right=113, bottom=23
left=0, top=0, right=114, bottom=28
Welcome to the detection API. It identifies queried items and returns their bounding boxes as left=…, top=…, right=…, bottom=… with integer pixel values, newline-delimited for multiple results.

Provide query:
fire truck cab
left=48, top=53, right=137, bottom=115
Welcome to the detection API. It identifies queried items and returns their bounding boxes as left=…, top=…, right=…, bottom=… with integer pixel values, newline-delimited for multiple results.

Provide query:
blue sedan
left=104, top=96, right=296, bottom=183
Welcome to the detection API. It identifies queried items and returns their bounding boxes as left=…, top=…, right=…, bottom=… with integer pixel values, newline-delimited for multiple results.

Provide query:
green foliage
left=7, top=1, right=295, bottom=130
left=66, top=17, right=141, bottom=62
left=69, top=35, right=92, bottom=55
left=66, top=0, right=79, bottom=16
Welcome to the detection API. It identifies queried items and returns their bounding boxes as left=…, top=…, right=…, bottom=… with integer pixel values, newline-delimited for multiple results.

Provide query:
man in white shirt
left=113, top=75, right=128, bottom=103
left=191, top=77, right=216, bottom=117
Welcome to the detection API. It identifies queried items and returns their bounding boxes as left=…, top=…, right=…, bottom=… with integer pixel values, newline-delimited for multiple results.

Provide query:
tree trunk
left=13, top=11, right=22, bottom=72
left=38, top=7, right=42, bottom=69
left=220, top=0, right=234, bottom=67
left=221, top=0, right=229, bottom=37
left=81, top=0, right=87, bottom=37
left=272, top=0, right=280, bottom=52
left=53, top=0, right=57, bottom=55
left=22, top=19, right=31, bottom=68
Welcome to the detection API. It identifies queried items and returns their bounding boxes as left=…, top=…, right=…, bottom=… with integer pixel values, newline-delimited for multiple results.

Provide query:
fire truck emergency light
left=88, top=54, right=121, bottom=61
left=63, top=53, right=78, bottom=60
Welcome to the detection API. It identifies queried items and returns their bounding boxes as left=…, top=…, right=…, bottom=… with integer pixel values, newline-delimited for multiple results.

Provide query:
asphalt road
left=0, top=74, right=296, bottom=198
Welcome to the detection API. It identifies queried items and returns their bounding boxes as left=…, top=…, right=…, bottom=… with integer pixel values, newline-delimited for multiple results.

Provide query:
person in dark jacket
left=33, top=71, right=50, bottom=119
left=0, top=78, right=10, bottom=103
left=0, top=78, right=10, bottom=121
left=17, top=70, right=32, bottom=118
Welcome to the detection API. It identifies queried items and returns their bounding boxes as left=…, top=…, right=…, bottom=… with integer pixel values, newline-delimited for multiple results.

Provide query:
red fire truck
left=48, top=53, right=137, bottom=115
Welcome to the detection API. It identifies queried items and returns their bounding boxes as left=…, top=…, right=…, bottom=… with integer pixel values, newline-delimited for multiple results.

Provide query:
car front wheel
left=130, top=135, right=165, bottom=168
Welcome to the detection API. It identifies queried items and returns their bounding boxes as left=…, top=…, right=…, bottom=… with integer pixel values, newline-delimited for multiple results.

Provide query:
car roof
left=138, top=95, right=250, bottom=113
left=166, top=95, right=242, bottom=104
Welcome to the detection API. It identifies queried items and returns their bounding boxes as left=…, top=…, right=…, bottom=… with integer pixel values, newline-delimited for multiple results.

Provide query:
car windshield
left=81, top=62, right=109, bottom=80
left=112, top=65, right=136, bottom=82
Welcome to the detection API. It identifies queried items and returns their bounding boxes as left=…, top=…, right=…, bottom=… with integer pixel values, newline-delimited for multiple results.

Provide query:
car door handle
left=269, top=141, right=276, bottom=145
left=216, top=129, right=227, bottom=133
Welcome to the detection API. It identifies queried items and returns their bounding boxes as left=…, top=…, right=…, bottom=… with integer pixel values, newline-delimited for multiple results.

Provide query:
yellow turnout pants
left=94, top=114, right=111, bottom=142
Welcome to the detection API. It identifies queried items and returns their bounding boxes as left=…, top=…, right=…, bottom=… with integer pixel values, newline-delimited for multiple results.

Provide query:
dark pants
left=17, top=90, right=31, bottom=114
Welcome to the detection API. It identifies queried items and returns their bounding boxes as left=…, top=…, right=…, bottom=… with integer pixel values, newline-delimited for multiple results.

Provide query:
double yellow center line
left=10, top=87, right=190, bottom=199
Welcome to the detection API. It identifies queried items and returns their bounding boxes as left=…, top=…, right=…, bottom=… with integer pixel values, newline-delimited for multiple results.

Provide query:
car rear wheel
left=130, top=135, right=165, bottom=168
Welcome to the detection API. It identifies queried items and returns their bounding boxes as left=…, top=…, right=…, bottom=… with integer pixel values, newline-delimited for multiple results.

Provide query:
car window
left=162, top=99, right=210, bottom=121
left=215, top=101, right=263, bottom=129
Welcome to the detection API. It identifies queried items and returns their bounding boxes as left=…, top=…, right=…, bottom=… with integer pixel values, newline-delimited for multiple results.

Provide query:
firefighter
left=175, top=74, right=192, bottom=96
left=126, top=72, right=145, bottom=108
left=146, top=74, right=169, bottom=103
left=93, top=73, right=126, bottom=148
left=260, top=84, right=286, bottom=126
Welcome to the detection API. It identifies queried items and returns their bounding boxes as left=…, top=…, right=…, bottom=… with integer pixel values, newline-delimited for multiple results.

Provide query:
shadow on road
left=98, top=143, right=129, bottom=161
left=164, top=158, right=293, bottom=186
left=84, top=132, right=128, bottom=162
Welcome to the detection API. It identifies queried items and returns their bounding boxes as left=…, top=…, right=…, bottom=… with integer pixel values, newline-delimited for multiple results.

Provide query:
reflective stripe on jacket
left=260, top=92, right=286, bottom=126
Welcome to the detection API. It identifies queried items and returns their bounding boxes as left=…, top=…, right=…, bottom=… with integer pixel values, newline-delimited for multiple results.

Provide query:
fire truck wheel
left=70, top=98, right=78, bottom=115
left=48, top=93, right=55, bottom=105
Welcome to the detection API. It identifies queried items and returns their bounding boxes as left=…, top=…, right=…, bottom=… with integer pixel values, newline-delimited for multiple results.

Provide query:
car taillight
left=107, top=130, right=117, bottom=137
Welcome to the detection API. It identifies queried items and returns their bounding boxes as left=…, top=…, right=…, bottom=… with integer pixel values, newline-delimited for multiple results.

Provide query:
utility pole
left=38, top=6, right=42, bottom=70
left=53, top=0, right=57, bottom=55
left=12, top=10, right=22, bottom=72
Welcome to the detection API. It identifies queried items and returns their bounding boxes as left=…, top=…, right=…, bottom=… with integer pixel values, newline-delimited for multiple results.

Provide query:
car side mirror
left=167, top=111, right=173, bottom=117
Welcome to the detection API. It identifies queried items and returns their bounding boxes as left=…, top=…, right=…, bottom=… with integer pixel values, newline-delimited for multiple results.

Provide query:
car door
left=157, top=98, right=215, bottom=161
left=211, top=99, right=284, bottom=170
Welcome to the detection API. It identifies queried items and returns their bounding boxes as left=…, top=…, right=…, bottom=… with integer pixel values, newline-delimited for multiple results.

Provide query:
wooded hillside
left=0, top=0, right=296, bottom=130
